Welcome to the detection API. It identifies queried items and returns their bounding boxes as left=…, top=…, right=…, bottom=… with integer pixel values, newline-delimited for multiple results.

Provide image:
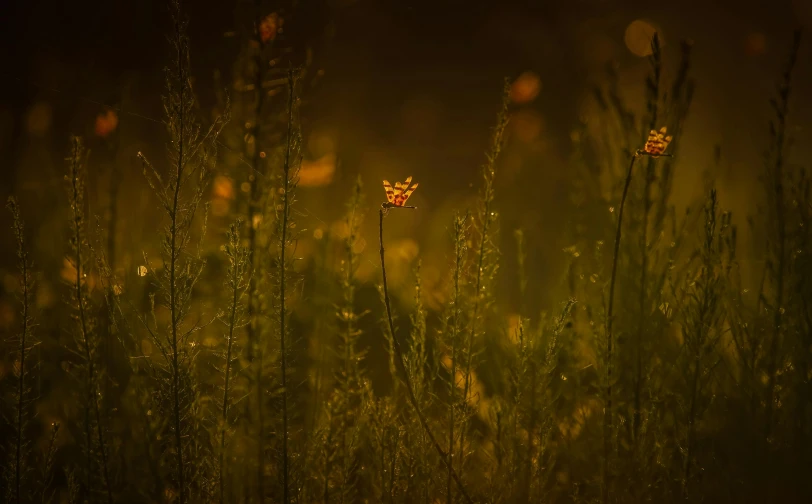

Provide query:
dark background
left=2, top=0, right=811, bottom=309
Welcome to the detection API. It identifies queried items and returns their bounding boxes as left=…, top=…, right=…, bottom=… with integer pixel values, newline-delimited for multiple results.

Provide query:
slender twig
left=378, top=206, right=475, bottom=504
left=7, top=197, right=32, bottom=504
left=634, top=33, right=661, bottom=441
left=278, top=67, right=297, bottom=504
left=67, top=138, right=114, bottom=504
left=461, top=81, right=510, bottom=471
left=764, top=29, right=801, bottom=440
left=601, top=149, right=672, bottom=504
left=169, top=15, right=187, bottom=500
left=447, top=213, right=467, bottom=504
left=603, top=150, right=643, bottom=504
left=40, top=422, right=60, bottom=504
left=219, top=221, right=247, bottom=503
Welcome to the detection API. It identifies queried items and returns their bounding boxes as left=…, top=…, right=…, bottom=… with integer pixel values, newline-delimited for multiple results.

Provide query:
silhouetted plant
left=673, top=189, right=730, bottom=501
left=270, top=67, right=302, bottom=504
left=217, top=219, right=250, bottom=503
left=134, top=1, right=228, bottom=500
left=64, top=137, right=114, bottom=503
left=762, top=29, right=802, bottom=441
left=378, top=194, right=474, bottom=504
left=4, top=197, right=36, bottom=504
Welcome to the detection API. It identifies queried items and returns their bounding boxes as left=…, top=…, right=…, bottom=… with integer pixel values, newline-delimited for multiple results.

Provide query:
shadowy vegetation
left=1, top=2, right=811, bottom=503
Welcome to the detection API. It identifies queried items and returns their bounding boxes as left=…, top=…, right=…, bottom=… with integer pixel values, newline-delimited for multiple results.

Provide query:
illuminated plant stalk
left=169, top=15, right=187, bottom=499
left=378, top=206, right=474, bottom=504
left=40, top=422, right=61, bottom=503
left=602, top=151, right=637, bottom=504
left=275, top=67, right=300, bottom=504
left=634, top=32, right=661, bottom=440
left=66, top=137, right=113, bottom=504
left=764, top=29, right=801, bottom=440
left=219, top=220, right=250, bottom=504
left=406, top=261, right=433, bottom=502
left=103, top=99, right=123, bottom=410
left=680, top=189, right=725, bottom=499
left=136, top=1, right=228, bottom=500
left=603, top=131, right=672, bottom=504
left=6, top=197, right=35, bottom=504
left=447, top=213, right=468, bottom=503
left=461, top=81, right=511, bottom=448
left=331, top=176, right=366, bottom=502
left=338, top=177, right=365, bottom=406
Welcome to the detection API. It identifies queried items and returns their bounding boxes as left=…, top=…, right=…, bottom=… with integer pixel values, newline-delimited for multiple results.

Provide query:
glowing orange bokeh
left=260, top=13, right=283, bottom=43
left=510, top=71, right=541, bottom=104
left=624, top=19, right=659, bottom=57
left=95, top=109, right=119, bottom=138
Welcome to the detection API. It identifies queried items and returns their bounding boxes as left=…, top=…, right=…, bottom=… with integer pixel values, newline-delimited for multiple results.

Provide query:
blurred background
left=2, top=0, right=812, bottom=314
left=2, top=1, right=812, bottom=501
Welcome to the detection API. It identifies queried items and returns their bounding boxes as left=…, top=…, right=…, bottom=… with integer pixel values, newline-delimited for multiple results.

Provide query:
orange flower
left=95, top=109, right=119, bottom=138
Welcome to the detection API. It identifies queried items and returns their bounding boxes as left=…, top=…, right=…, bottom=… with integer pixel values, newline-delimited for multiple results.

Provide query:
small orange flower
left=382, top=176, right=418, bottom=207
left=643, top=126, right=672, bottom=157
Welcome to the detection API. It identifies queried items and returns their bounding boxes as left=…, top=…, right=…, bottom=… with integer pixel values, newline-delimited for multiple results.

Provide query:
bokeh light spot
left=510, top=72, right=541, bottom=104
left=26, top=102, right=52, bottom=136
left=95, top=109, right=119, bottom=138
left=745, top=32, right=767, bottom=56
left=299, top=153, right=336, bottom=187
left=624, top=19, right=659, bottom=57
left=308, top=132, right=336, bottom=158
left=260, top=13, right=283, bottom=43
left=512, top=110, right=543, bottom=143
left=213, top=175, right=235, bottom=200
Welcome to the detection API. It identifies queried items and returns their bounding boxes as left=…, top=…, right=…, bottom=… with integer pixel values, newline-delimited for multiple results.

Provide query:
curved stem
left=603, top=152, right=640, bottom=504
left=378, top=208, right=474, bottom=504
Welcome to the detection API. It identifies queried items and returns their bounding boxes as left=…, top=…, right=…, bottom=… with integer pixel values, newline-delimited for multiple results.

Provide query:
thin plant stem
left=169, top=17, right=187, bottom=500
left=40, top=423, right=60, bottom=504
left=68, top=138, right=113, bottom=504
left=8, top=197, right=32, bottom=504
left=219, top=222, right=244, bottom=503
left=764, top=29, right=801, bottom=440
left=635, top=34, right=661, bottom=440
left=278, top=67, right=297, bottom=504
left=460, top=81, right=510, bottom=467
left=378, top=207, right=474, bottom=504
left=603, top=150, right=642, bottom=504
left=447, top=214, right=467, bottom=504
